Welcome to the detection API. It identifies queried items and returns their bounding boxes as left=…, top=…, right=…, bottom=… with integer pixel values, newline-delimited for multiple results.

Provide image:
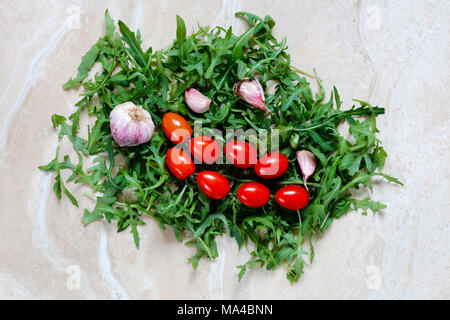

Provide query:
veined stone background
left=0, top=0, right=448, bottom=299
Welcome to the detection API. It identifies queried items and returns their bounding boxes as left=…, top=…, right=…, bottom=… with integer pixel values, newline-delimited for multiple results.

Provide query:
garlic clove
left=184, top=88, right=211, bottom=113
left=296, top=150, right=316, bottom=189
left=233, top=79, right=269, bottom=111
left=110, top=101, right=155, bottom=147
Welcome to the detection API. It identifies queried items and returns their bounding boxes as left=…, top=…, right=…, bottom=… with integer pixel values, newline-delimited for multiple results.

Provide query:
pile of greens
left=40, top=11, right=401, bottom=283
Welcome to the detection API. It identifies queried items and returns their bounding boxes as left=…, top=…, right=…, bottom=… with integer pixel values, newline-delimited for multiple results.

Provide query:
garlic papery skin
left=296, top=150, right=316, bottom=189
left=233, top=79, right=269, bottom=111
left=185, top=88, right=211, bottom=113
left=110, top=102, right=155, bottom=147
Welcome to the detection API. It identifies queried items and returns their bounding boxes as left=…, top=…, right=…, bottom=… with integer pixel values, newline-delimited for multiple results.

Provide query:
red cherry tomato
left=237, top=182, right=270, bottom=208
left=166, top=147, right=196, bottom=180
left=254, top=152, right=288, bottom=179
left=275, top=185, right=309, bottom=210
left=196, top=171, right=230, bottom=200
left=189, top=136, right=221, bottom=164
left=224, top=140, right=257, bottom=169
left=162, top=112, right=192, bottom=144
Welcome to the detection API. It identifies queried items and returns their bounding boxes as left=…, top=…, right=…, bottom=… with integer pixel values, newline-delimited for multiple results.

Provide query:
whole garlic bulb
left=109, top=102, right=155, bottom=147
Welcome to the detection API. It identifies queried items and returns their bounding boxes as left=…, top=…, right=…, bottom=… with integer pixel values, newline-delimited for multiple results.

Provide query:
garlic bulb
left=184, top=88, right=211, bottom=113
left=296, top=150, right=316, bottom=189
left=109, top=102, right=155, bottom=147
left=233, top=79, right=269, bottom=111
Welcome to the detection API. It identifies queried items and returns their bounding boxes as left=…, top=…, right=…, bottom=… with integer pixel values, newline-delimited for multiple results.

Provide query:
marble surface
left=0, top=0, right=449, bottom=299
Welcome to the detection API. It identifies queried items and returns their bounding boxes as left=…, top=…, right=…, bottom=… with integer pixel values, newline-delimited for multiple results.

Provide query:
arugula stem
left=223, top=175, right=253, bottom=183
left=285, top=106, right=384, bottom=132
left=289, top=65, right=314, bottom=78
left=198, top=237, right=214, bottom=259
left=243, top=116, right=262, bottom=132
left=83, top=192, right=126, bottom=207
left=276, top=180, right=321, bottom=188
left=319, top=212, right=330, bottom=230
left=340, top=175, right=369, bottom=193
left=297, top=210, right=303, bottom=246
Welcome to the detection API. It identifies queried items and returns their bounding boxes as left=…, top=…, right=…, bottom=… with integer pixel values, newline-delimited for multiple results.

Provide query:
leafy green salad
left=40, top=11, right=402, bottom=283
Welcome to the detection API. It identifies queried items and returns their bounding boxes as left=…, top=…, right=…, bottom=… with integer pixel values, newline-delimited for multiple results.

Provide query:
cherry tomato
left=275, top=185, right=309, bottom=210
left=189, top=136, right=221, bottom=164
left=254, top=152, right=288, bottom=179
left=196, top=171, right=230, bottom=200
left=237, top=182, right=270, bottom=208
left=162, top=112, right=192, bottom=144
left=166, top=147, right=196, bottom=180
left=224, top=140, right=257, bottom=169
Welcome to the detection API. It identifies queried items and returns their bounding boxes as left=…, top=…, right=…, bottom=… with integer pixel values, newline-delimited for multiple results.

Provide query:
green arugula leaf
left=105, top=10, right=115, bottom=43
left=63, top=39, right=102, bottom=89
left=350, top=198, right=387, bottom=215
left=176, top=15, right=186, bottom=61
left=118, top=20, right=147, bottom=67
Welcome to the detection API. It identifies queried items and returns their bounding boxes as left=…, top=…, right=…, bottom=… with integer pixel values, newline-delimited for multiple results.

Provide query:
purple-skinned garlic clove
left=296, top=150, right=316, bottom=189
left=184, top=88, right=211, bottom=113
left=233, top=79, right=269, bottom=111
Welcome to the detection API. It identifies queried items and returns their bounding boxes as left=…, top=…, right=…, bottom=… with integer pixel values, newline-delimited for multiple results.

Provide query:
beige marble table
left=0, top=0, right=449, bottom=299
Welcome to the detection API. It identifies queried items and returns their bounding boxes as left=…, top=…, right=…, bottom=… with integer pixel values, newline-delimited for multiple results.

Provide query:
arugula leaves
left=40, top=11, right=402, bottom=283
left=63, top=39, right=102, bottom=89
